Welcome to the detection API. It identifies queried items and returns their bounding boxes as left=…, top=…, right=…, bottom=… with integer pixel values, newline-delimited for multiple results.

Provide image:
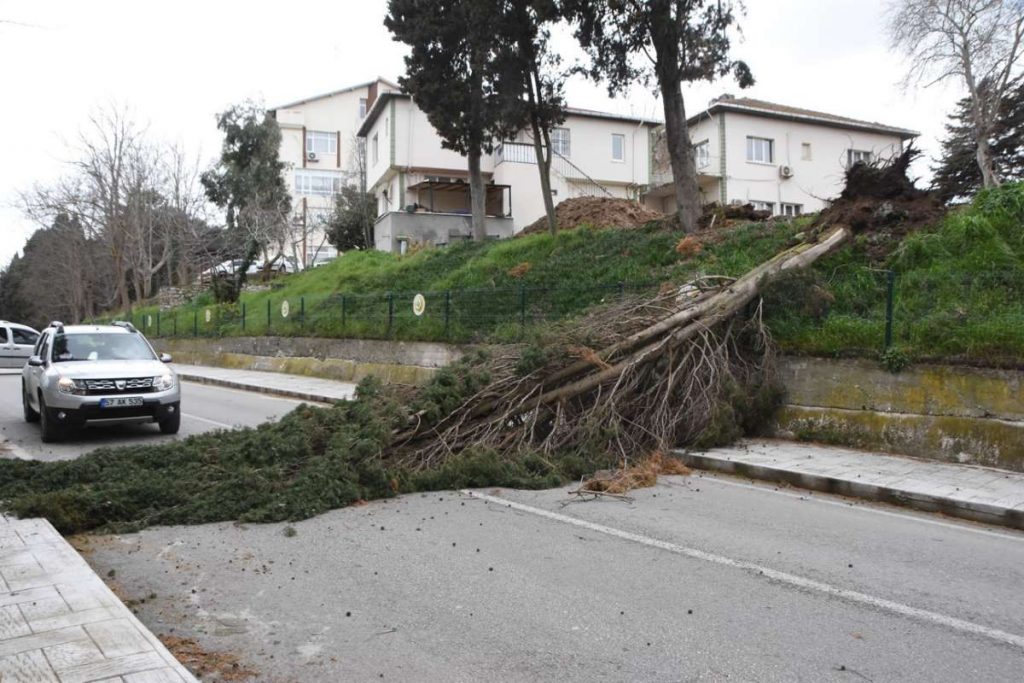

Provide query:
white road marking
left=182, top=413, right=234, bottom=429
left=463, top=489, right=1024, bottom=650
left=693, top=474, right=1024, bottom=543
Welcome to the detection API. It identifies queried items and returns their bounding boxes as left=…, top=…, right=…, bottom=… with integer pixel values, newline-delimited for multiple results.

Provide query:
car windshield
left=51, top=333, right=156, bottom=362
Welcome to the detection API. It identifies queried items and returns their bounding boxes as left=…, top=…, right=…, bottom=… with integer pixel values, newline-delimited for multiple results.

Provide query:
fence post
left=172, top=312, right=177, bottom=337
left=193, top=311, right=198, bottom=338
left=618, top=281, right=625, bottom=298
left=341, top=294, right=347, bottom=330
left=300, top=296, right=305, bottom=331
left=884, top=270, right=896, bottom=350
left=156, top=311, right=161, bottom=337
left=386, top=292, right=394, bottom=335
left=267, top=299, right=271, bottom=334
left=241, top=302, right=246, bottom=333
left=519, top=286, right=527, bottom=332
left=444, top=290, right=451, bottom=338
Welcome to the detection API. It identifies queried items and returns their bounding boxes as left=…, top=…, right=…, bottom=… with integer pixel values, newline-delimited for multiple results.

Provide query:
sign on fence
left=204, top=308, right=211, bottom=323
left=281, top=300, right=290, bottom=318
left=412, top=293, right=426, bottom=317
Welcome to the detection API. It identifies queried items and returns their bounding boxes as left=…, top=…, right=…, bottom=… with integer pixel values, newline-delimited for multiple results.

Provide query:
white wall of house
left=721, top=112, right=905, bottom=214
left=649, top=112, right=909, bottom=216
left=273, top=80, right=397, bottom=266
left=363, top=100, right=659, bottom=235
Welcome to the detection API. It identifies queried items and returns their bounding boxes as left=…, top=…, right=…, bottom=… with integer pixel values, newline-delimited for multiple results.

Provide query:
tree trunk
left=660, top=82, right=701, bottom=233
left=974, top=130, right=1001, bottom=188
left=467, top=147, right=487, bottom=241
left=526, top=66, right=557, bottom=235
left=530, top=122, right=557, bottom=235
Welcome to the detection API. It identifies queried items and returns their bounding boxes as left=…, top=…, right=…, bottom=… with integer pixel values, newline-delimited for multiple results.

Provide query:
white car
left=0, top=321, right=40, bottom=368
left=22, top=322, right=180, bottom=443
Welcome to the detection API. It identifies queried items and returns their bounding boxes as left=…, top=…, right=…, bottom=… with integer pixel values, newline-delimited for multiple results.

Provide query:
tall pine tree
left=933, top=78, right=1024, bottom=202
left=386, top=1, right=519, bottom=241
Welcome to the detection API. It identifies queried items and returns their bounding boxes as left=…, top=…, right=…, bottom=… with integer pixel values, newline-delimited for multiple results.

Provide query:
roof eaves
left=357, top=92, right=411, bottom=137
left=693, top=101, right=918, bottom=139
left=271, top=77, right=401, bottom=112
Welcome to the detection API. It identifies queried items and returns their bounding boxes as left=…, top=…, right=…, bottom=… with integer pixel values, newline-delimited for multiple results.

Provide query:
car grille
left=81, top=377, right=156, bottom=395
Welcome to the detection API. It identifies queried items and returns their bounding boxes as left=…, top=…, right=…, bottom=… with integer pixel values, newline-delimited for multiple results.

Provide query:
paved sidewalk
left=675, top=440, right=1024, bottom=530
left=173, top=364, right=356, bottom=403
left=0, top=515, right=196, bottom=682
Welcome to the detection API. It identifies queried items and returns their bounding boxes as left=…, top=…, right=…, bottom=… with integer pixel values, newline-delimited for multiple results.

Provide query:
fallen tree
left=0, top=151, right=941, bottom=532
left=394, top=149, right=938, bottom=471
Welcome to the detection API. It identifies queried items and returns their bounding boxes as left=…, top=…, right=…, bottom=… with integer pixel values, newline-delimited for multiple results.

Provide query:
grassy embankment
left=126, top=182, right=1024, bottom=364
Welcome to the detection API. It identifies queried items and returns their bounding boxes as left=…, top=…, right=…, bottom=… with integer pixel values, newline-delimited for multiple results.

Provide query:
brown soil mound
left=520, top=197, right=664, bottom=234
left=813, top=148, right=946, bottom=262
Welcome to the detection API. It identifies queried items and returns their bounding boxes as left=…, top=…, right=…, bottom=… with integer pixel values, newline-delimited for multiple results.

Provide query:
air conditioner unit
left=307, top=152, right=318, bottom=162
left=779, top=165, right=793, bottom=179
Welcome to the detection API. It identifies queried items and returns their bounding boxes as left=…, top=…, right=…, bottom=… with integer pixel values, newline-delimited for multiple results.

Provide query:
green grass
left=767, top=182, right=1024, bottom=364
left=120, top=220, right=809, bottom=343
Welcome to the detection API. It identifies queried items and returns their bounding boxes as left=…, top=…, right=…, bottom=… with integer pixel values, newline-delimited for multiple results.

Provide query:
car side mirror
left=27, top=356, right=44, bottom=367
left=160, top=353, right=172, bottom=363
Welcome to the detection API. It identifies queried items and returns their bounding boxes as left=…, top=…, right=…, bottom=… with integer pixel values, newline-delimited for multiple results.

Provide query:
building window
left=694, top=140, right=710, bottom=168
left=359, top=98, right=368, bottom=119
left=801, top=143, right=812, bottom=161
left=397, top=238, right=409, bottom=255
left=372, top=133, right=379, bottom=165
left=294, top=170, right=343, bottom=197
left=746, top=137, right=774, bottom=164
left=551, top=127, right=570, bottom=157
left=780, top=202, right=802, bottom=217
left=847, top=149, right=872, bottom=167
left=611, top=134, right=625, bottom=162
left=750, top=200, right=774, bottom=213
left=305, top=131, right=336, bottom=157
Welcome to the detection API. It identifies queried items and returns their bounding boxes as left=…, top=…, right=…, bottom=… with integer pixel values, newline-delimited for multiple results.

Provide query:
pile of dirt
left=520, top=197, right=664, bottom=234
left=813, top=148, right=946, bottom=261
left=160, top=635, right=259, bottom=682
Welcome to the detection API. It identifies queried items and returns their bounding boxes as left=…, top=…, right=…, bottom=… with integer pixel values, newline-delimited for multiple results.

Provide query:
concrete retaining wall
left=157, top=337, right=464, bottom=386
left=774, top=357, right=1024, bottom=471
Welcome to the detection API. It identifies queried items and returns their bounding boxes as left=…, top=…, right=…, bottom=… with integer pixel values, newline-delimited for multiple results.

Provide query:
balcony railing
left=495, top=142, right=613, bottom=198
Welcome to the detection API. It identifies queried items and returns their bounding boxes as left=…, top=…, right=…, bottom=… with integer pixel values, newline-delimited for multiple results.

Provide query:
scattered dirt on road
left=159, top=635, right=260, bottom=682
left=581, top=451, right=692, bottom=495
left=519, top=197, right=664, bottom=234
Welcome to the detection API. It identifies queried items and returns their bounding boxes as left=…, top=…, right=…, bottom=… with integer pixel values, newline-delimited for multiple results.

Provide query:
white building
left=356, top=92, right=660, bottom=253
left=645, top=95, right=919, bottom=216
left=269, top=77, right=399, bottom=267
left=273, top=81, right=918, bottom=256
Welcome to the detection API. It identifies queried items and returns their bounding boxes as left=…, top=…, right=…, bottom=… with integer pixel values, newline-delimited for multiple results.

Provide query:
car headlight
left=153, top=373, right=175, bottom=391
left=57, top=377, right=85, bottom=395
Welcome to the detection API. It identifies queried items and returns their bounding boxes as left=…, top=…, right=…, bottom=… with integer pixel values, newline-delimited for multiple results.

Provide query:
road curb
left=177, top=372, right=340, bottom=404
left=673, top=449, right=1024, bottom=531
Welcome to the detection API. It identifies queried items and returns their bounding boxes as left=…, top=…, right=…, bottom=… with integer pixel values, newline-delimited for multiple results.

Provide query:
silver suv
left=22, top=322, right=181, bottom=442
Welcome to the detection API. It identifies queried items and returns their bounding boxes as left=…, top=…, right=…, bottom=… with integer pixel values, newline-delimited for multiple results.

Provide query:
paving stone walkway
left=173, top=364, right=356, bottom=403
left=677, top=439, right=1024, bottom=529
left=0, top=515, right=196, bottom=682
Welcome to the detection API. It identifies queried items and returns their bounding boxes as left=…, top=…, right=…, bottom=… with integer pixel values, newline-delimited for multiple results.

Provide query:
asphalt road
left=0, top=370, right=310, bottom=462
left=81, top=473, right=1024, bottom=682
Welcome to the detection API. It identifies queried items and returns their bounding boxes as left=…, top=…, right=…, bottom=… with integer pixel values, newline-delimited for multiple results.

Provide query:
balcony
left=374, top=211, right=514, bottom=253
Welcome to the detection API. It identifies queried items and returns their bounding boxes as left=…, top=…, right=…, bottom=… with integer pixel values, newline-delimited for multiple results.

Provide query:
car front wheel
left=22, top=381, right=39, bottom=423
left=159, top=409, right=181, bottom=435
left=38, top=394, right=64, bottom=443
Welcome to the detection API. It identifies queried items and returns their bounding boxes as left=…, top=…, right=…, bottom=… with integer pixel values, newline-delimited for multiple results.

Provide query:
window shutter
left=336, top=131, right=341, bottom=167
left=302, top=126, right=307, bottom=168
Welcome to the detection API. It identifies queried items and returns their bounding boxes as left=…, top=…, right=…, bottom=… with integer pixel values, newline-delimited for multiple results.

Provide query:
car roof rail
left=111, top=320, right=138, bottom=333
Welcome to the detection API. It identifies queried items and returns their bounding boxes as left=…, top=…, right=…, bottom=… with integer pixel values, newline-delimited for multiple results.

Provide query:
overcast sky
left=0, top=0, right=961, bottom=268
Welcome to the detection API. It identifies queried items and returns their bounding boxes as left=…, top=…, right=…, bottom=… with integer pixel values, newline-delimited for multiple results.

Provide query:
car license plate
left=99, top=397, right=144, bottom=408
